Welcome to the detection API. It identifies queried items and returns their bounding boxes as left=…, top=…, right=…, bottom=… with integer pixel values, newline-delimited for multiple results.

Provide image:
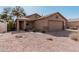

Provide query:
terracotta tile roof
left=16, top=12, right=68, bottom=21
left=38, top=12, right=68, bottom=21
left=26, top=13, right=41, bottom=18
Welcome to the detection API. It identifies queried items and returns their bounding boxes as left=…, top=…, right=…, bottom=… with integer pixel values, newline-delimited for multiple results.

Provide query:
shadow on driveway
left=46, top=30, right=72, bottom=37
left=10, top=29, right=77, bottom=37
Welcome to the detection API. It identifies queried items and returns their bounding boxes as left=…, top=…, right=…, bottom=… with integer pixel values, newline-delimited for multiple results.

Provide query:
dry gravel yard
left=0, top=30, right=79, bottom=52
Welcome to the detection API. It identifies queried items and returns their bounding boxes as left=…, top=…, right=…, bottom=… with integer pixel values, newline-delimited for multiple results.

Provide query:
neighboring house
left=67, top=18, right=79, bottom=29
left=16, top=12, right=68, bottom=32
left=0, top=19, right=7, bottom=33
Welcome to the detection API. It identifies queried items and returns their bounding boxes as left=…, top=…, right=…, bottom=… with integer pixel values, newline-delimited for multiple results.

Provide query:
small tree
left=11, top=6, right=26, bottom=18
left=1, top=7, right=12, bottom=21
left=7, top=20, right=15, bottom=31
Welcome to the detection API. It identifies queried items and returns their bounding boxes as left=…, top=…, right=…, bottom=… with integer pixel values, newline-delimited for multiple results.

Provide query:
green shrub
left=69, top=32, right=79, bottom=41
left=7, top=20, right=15, bottom=31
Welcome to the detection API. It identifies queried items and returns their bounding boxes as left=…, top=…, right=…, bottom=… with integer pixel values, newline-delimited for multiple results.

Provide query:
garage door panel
left=48, top=21, right=63, bottom=31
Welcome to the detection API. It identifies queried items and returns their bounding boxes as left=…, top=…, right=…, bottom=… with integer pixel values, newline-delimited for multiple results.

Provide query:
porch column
left=16, top=20, right=19, bottom=31
left=23, top=21, right=26, bottom=30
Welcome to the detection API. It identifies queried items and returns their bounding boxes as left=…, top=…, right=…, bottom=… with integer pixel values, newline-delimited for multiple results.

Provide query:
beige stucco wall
left=0, top=22, right=7, bottom=33
left=34, top=14, right=67, bottom=31
left=35, top=19, right=48, bottom=31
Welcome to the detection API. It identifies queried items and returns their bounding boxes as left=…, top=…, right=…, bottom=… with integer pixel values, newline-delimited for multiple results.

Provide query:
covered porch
left=16, top=17, right=35, bottom=31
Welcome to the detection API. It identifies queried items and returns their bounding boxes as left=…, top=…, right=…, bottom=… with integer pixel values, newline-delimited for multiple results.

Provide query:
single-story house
left=67, top=18, right=79, bottom=29
left=0, top=19, right=7, bottom=33
left=16, top=12, right=68, bottom=32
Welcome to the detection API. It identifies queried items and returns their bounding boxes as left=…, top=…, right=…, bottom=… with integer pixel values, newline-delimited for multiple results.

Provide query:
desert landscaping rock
left=46, top=38, right=53, bottom=41
left=15, top=35, right=23, bottom=38
left=0, top=31, right=79, bottom=51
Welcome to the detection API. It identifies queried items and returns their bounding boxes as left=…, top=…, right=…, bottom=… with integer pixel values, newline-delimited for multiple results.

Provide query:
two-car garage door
left=48, top=20, right=64, bottom=31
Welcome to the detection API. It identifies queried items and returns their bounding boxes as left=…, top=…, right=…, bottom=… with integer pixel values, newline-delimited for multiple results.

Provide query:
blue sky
left=0, top=6, right=79, bottom=19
